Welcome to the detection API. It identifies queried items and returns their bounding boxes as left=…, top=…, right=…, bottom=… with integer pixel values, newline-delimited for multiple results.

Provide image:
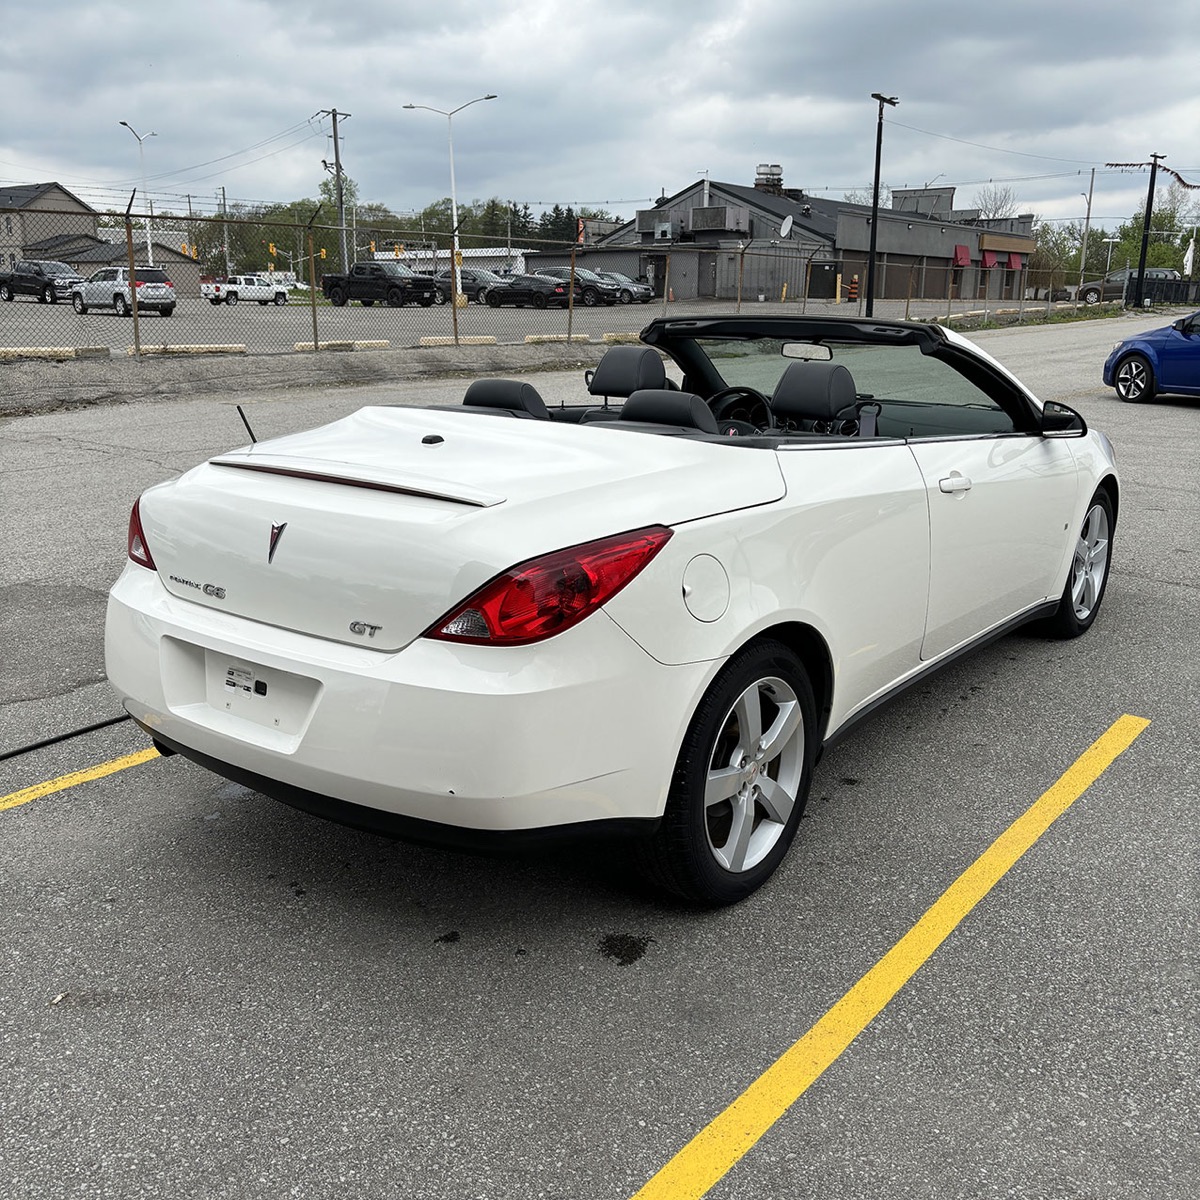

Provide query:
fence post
left=567, top=242, right=576, bottom=342
left=736, top=245, right=745, bottom=313
left=124, top=210, right=142, bottom=357
left=661, top=254, right=671, bottom=315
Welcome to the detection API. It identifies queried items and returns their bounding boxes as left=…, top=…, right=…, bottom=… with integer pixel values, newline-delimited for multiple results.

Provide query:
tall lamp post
left=1103, top=237, right=1120, bottom=275
left=119, top=121, right=157, bottom=265
left=865, top=92, right=898, bottom=317
left=403, top=94, right=496, bottom=304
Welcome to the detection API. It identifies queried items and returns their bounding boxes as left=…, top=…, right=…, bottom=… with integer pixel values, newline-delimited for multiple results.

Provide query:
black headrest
left=770, top=361, right=857, bottom=422
left=462, top=378, right=549, bottom=419
left=588, top=345, right=666, bottom=397
left=620, top=389, right=719, bottom=433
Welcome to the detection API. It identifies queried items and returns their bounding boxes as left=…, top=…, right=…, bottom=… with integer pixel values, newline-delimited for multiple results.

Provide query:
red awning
left=1008, top=253, right=1022, bottom=271
left=953, top=244, right=971, bottom=267
left=981, top=250, right=998, bottom=269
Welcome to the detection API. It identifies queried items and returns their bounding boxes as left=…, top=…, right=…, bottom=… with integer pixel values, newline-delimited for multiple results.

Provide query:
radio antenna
left=236, top=404, right=257, bottom=443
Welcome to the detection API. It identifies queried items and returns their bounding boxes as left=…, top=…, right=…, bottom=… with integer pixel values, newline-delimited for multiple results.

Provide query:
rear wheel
left=226, top=292, right=238, bottom=305
left=531, top=292, right=548, bottom=309
left=1114, top=353, right=1154, bottom=402
left=1042, top=490, right=1114, bottom=639
left=41, top=286, right=55, bottom=304
left=0, top=284, right=12, bottom=301
left=72, top=293, right=87, bottom=314
left=639, top=640, right=816, bottom=905
left=419, top=295, right=434, bottom=307
left=209, top=298, right=222, bottom=305
left=160, top=306, right=174, bottom=317
left=274, top=293, right=287, bottom=305
left=114, top=294, right=130, bottom=317
left=329, top=287, right=347, bottom=306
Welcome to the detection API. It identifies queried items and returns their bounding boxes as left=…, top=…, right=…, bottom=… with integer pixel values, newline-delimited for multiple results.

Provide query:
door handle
left=938, top=474, right=972, bottom=494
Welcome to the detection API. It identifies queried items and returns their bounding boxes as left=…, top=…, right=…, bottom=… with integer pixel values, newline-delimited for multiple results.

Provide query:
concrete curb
left=124, top=344, right=248, bottom=356
left=0, top=346, right=113, bottom=361
left=524, top=334, right=591, bottom=344
left=419, top=336, right=498, bottom=347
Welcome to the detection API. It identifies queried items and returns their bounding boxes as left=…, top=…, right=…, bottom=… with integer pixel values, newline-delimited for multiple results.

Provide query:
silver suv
left=71, top=266, right=176, bottom=316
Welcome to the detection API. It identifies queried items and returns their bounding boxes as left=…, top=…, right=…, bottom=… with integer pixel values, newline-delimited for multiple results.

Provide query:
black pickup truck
left=0, top=259, right=86, bottom=304
left=321, top=261, right=438, bottom=307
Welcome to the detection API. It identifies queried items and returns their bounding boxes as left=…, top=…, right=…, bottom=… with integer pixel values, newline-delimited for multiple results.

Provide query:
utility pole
left=1077, top=167, right=1095, bottom=301
left=865, top=92, right=898, bottom=317
left=320, top=108, right=351, bottom=270
left=220, top=186, right=231, bottom=276
left=1132, top=153, right=1164, bottom=309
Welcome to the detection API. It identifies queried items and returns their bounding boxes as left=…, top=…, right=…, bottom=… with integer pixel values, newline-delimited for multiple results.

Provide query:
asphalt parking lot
left=1, top=314, right=1197, bottom=1199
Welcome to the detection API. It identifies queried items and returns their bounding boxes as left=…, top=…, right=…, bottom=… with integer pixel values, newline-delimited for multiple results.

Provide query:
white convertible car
left=105, top=316, right=1117, bottom=904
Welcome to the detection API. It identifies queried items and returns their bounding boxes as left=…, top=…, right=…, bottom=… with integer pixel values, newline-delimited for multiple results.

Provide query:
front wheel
left=72, top=293, right=88, bottom=314
left=581, top=288, right=599, bottom=307
left=41, top=286, right=55, bottom=304
left=1042, top=490, right=1114, bottom=639
left=618, top=289, right=633, bottom=304
left=486, top=291, right=502, bottom=307
left=0, top=284, right=12, bottom=301
left=639, top=640, right=816, bottom=905
left=1114, top=354, right=1154, bottom=402
left=418, top=295, right=434, bottom=307
left=433, top=290, right=447, bottom=305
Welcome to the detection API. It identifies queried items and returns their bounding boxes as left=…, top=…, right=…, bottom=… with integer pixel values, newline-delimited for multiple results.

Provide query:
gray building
left=529, top=166, right=1035, bottom=304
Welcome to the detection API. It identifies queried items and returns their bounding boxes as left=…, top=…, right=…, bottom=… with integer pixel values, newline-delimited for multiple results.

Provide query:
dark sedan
left=597, top=271, right=654, bottom=304
left=434, top=268, right=508, bottom=304
left=484, top=274, right=580, bottom=308
left=1103, top=310, right=1200, bottom=401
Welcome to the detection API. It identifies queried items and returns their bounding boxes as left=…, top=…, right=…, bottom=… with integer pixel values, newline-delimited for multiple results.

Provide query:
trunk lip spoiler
left=209, top=456, right=500, bottom=508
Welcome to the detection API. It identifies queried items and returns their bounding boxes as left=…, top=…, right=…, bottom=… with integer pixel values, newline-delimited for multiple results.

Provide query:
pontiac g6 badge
left=268, top=521, right=287, bottom=563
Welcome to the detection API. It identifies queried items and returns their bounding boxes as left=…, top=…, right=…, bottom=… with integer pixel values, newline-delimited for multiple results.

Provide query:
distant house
left=0, top=182, right=97, bottom=271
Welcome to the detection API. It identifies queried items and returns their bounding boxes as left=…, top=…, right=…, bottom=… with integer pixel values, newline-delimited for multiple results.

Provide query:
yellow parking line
left=0, top=747, right=160, bottom=813
left=631, top=713, right=1151, bottom=1200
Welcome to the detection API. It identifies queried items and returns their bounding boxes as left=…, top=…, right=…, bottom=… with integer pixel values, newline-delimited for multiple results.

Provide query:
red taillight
left=426, top=526, right=672, bottom=646
left=127, top=498, right=156, bottom=570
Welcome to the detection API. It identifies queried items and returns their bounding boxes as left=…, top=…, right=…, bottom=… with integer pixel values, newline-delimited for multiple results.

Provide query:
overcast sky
left=4, top=0, right=1198, bottom=232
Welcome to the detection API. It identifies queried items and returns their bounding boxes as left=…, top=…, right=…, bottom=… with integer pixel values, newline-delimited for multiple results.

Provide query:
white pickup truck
left=201, top=275, right=289, bottom=306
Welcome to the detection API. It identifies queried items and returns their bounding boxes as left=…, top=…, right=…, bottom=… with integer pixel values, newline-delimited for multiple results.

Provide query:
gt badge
left=268, top=521, right=288, bottom=563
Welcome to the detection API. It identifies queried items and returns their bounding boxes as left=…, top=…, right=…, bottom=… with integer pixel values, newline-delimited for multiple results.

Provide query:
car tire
left=638, top=639, right=816, bottom=905
left=1081, top=288, right=1101, bottom=305
left=274, top=293, right=287, bottom=305
left=419, top=295, right=434, bottom=307
left=1114, top=353, right=1155, bottom=402
left=114, top=294, right=130, bottom=317
left=433, top=290, right=447, bottom=305
left=329, top=288, right=347, bottom=306
left=41, top=286, right=55, bottom=304
left=72, top=294, right=87, bottom=314
left=386, top=289, right=404, bottom=307
left=226, top=293, right=238, bottom=305
left=0, top=284, right=12, bottom=301
left=209, top=298, right=222, bottom=306
left=1041, top=489, right=1114, bottom=639
left=486, top=291, right=502, bottom=307
left=160, top=306, right=174, bottom=317
left=363, top=298, right=377, bottom=307
left=258, top=299, right=268, bottom=306
left=531, top=293, right=548, bottom=309
left=581, top=288, right=599, bottom=307
left=618, top=289, right=633, bottom=304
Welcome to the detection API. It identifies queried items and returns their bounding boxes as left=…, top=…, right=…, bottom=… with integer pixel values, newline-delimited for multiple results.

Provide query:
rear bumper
left=105, top=565, right=710, bottom=833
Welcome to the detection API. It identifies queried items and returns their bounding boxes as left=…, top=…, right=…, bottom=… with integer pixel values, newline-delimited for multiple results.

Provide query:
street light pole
left=865, top=92, right=898, bottom=317
left=119, top=121, right=157, bottom=266
left=403, top=94, right=497, bottom=305
left=1103, top=237, right=1120, bottom=275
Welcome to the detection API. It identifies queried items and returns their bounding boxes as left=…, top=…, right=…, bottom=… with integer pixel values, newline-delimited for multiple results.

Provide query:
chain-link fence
left=4, top=204, right=1199, bottom=364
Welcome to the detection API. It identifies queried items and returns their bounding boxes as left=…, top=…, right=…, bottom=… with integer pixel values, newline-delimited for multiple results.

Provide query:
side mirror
left=1041, top=401, right=1086, bottom=438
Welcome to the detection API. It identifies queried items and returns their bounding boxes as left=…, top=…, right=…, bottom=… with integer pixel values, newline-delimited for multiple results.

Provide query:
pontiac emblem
left=268, top=521, right=288, bottom=563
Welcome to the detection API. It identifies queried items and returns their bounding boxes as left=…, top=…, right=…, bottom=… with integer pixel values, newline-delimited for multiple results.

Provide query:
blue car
left=1103, top=311, right=1200, bottom=401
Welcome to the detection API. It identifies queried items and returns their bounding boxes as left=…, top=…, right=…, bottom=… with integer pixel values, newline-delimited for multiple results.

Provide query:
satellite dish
left=780, top=215, right=794, bottom=239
